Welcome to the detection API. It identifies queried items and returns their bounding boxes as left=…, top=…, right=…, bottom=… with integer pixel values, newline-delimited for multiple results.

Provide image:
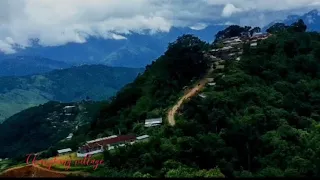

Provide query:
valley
left=0, top=65, right=143, bottom=122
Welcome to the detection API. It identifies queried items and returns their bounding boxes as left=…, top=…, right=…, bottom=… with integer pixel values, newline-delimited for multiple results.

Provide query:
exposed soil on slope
left=0, top=165, right=67, bottom=177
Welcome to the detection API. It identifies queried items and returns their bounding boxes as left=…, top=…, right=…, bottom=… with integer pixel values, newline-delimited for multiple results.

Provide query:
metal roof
left=63, top=106, right=76, bottom=109
left=86, top=135, right=117, bottom=144
left=57, top=148, right=72, bottom=154
left=80, top=135, right=136, bottom=151
left=137, top=135, right=150, bottom=140
left=145, top=118, right=162, bottom=124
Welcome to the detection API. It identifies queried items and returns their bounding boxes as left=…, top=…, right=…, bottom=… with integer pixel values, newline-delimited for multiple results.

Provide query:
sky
left=0, top=0, right=319, bottom=54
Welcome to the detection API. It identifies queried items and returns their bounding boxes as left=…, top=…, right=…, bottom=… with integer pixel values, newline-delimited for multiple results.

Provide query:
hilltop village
left=57, top=117, right=162, bottom=157
left=2, top=19, right=319, bottom=178
left=55, top=32, right=272, bottom=158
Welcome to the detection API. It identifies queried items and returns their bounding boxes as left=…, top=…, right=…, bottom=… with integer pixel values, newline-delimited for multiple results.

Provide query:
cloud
left=0, top=0, right=319, bottom=54
left=190, top=23, right=208, bottom=30
left=221, top=4, right=242, bottom=17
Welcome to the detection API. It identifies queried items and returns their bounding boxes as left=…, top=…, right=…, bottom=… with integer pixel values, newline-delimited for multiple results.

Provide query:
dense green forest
left=0, top=65, right=143, bottom=122
left=72, top=20, right=320, bottom=177
left=0, top=101, right=107, bottom=159
left=3, top=19, right=320, bottom=178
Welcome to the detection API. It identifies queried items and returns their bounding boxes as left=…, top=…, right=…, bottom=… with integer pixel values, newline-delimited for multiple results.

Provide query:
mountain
left=80, top=22, right=320, bottom=177
left=0, top=101, right=105, bottom=158
left=0, top=25, right=226, bottom=68
left=0, top=56, right=71, bottom=77
left=0, top=65, right=143, bottom=122
left=3, top=21, right=320, bottom=177
left=263, top=9, right=320, bottom=31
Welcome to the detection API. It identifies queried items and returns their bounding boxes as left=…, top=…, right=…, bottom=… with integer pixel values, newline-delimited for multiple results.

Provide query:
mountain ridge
left=263, top=9, right=320, bottom=31
left=0, top=64, right=143, bottom=122
left=0, top=56, right=72, bottom=77
left=0, top=25, right=227, bottom=68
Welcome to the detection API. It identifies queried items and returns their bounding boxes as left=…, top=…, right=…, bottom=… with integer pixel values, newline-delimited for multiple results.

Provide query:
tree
left=290, top=19, right=307, bottom=33
left=266, top=23, right=288, bottom=33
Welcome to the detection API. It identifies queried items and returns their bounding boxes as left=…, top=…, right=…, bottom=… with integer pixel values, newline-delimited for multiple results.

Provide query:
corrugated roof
left=137, top=135, right=149, bottom=140
left=86, top=135, right=117, bottom=144
left=57, top=148, right=72, bottom=154
left=145, top=118, right=162, bottom=124
left=80, top=135, right=136, bottom=151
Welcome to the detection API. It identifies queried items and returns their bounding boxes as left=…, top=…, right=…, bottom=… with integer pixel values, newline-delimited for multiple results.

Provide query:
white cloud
left=190, top=23, right=208, bottom=30
left=0, top=0, right=319, bottom=54
left=221, top=4, right=242, bottom=17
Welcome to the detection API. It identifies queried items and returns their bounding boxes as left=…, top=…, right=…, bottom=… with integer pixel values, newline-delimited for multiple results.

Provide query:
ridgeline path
left=167, top=60, right=225, bottom=126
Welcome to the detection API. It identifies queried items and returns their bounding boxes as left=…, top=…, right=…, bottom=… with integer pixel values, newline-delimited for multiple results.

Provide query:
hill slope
left=69, top=21, right=320, bottom=177
left=0, top=65, right=143, bottom=122
left=0, top=56, right=71, bottom=77
left=4, top=20, right=320, bottom=178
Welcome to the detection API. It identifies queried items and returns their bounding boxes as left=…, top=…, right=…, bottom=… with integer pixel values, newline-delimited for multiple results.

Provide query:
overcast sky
left=0, top=0, right=319, bottom=54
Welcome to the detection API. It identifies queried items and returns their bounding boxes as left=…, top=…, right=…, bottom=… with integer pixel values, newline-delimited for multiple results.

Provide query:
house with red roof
left=76, top=135, right=136, bottom=157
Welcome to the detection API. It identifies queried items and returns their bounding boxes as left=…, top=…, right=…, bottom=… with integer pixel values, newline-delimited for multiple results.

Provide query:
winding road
left=167, top=60, right=225, bottom=126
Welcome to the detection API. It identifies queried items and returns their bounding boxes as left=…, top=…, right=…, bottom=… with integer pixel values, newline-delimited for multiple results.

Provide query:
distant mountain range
left=0, top=25, right=227, bottom=68
left=0, top=56, right=71, bottom=77
left=0, top=65, right=143, bottom=122
left=0, top=10, right=319, bottom=70
left=263, top=9, right=320, bottom=31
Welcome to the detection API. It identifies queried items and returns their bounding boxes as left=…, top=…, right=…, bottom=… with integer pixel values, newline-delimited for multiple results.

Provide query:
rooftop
left=57, top=148, right=72, bottom=154
left=80, top=135, right=136, bottom=151
left=145, top=118, right=162, bottom=124
left=86, top=135, right=117, bottom=144
left=63, top=106, right=76, bottom=109
left=137, top=135, right=150, bottom=140
left=199, top=94, right=207, bottom=98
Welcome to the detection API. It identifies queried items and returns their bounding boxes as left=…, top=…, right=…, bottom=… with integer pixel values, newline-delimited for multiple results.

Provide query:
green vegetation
left=0, top=101, right=107, bottom=159
left=3, top=19, right=320, bottom=178
left=77, top=20, right=320, bottom=177
left=0, top=65, right=143, bottom=122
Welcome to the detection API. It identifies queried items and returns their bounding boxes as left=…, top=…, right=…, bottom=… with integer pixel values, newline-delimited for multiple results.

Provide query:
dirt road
left=167, top=67, right=216, bottom=126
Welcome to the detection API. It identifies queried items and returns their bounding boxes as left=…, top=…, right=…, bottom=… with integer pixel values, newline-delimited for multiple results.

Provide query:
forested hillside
left=3, top=20, right=320, bottom=178
left=69, top=20, right=320, bottom=177
left=0, top=65, right=143, bottom=122
left=0, top=101, right=106, bottom=159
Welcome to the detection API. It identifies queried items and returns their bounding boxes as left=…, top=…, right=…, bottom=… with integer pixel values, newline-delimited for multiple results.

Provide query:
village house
left=57, top=148, right=72, bottom=156
left=136, top=135, right=150, bottom=143
left=63, top=106, right=76, bottom=114
left=208, top=82, right=216, bottom=86
left=250, top=42, right=258, bottom=47
left=66, top=133, right=73, bottom=140
left=144, top=118, right=163, bottom=127
left=199, top=93, right=207, bottom=99
left=76, top=135, right=136, bottom=157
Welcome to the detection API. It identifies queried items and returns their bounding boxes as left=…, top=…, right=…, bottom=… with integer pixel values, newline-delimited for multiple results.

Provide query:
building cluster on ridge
left=207, top=32, right=272, bottom=62
left=57, top=117, right=163, bottom=157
